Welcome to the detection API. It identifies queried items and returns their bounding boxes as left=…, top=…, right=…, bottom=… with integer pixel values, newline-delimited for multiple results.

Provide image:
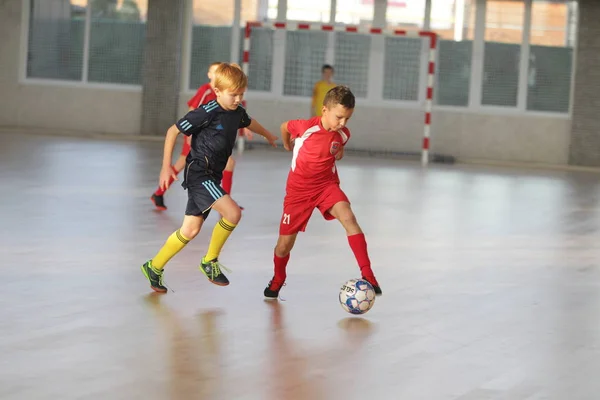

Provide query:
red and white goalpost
left=241, top=21, right=438, bottom=166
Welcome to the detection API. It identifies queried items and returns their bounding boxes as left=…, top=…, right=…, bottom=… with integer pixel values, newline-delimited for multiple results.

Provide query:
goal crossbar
left=242, top=21, right=438, bottom=166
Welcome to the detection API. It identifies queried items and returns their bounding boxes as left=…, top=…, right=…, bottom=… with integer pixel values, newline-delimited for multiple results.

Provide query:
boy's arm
left=335, top=145, right=344, bottom=160
left=280, top=122, right=292, bottom=151
left=159, top=124, right=181, bottom=189
left=335, top=128, right=350, bottom=161
left=247, top=119, right=278, bottom=147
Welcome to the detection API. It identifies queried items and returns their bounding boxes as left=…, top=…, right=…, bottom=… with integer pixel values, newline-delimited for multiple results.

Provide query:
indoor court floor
left=3, top=131, right=600, bottom=400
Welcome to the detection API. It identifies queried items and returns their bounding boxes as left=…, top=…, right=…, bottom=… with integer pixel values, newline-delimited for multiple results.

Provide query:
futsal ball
left=339, top=278, right=376, bottom=315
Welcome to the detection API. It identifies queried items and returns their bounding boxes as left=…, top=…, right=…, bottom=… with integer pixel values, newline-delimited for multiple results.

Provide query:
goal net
left=241, top=21, right=444, bottom=165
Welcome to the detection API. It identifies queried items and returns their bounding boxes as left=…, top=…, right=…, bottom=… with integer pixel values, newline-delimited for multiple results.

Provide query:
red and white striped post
left=243, top=22, right=437, bottom=166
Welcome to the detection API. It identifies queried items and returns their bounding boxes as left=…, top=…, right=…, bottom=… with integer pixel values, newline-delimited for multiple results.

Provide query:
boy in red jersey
left=264, top=86, right=382, bottom=299
left=151, top=61, right=250, bottom=210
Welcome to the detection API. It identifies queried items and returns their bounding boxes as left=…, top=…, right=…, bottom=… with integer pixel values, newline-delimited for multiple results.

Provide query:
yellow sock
left=204, top=218, right=237, bottom=261
left=152, top=229, right=190, bottom=269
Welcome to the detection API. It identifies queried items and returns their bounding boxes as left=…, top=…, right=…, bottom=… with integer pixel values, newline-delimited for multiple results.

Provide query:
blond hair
left=213, top=63, right=248, bottom=92
left=208, top=61, right=222, bottom=70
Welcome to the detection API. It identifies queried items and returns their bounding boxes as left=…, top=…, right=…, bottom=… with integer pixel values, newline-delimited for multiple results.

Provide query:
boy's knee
left=338, top=211, right=362, bottom=235
left=275, top=238, right=295, bottom=257
left=275, top=244, right=291, bottom=257
left=222, top=206, right=242, bottom=225
left=180, top=226, right=200, bottom=239
left=339, top=211, right=358, bottom=227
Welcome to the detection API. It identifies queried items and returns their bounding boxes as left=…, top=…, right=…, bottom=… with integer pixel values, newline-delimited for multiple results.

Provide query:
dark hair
left=322, top=64, right=334, bottom=73
left=323, top=85, right=355, bottom=109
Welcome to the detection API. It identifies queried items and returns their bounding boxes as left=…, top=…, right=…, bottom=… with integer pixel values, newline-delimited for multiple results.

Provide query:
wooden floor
left=3, top=132, right=600, bottom=400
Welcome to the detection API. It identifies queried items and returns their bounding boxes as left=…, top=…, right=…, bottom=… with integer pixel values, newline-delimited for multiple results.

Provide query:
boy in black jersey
left=141, top=63, right=278, bottom=292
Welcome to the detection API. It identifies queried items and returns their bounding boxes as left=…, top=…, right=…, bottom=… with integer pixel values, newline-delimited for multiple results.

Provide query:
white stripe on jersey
left=198, top=88, right=213, bottom=106
left=290, top=125, right=321, bottom=172
left=337, top=129, right=349, bottom=144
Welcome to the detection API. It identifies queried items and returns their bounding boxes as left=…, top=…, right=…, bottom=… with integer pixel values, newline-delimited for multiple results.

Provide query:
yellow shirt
left=312, top=80, right=337, bottom=116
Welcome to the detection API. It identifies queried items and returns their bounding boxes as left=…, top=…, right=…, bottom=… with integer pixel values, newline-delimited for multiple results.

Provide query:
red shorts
left=279, top=183, right=349, bottom=235
left=181, top=136, right=191, bottom=157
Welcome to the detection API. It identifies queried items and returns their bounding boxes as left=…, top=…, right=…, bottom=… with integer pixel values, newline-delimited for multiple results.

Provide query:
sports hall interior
left=2, top=0, right=600, bottom=399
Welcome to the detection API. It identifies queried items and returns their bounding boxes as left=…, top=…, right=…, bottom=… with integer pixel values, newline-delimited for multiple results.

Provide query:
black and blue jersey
left=175, top=100, right=251, bottom=180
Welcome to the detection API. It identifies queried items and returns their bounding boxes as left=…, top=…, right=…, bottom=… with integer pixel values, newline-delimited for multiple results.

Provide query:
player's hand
left=265, top=133, right=278, bottom=147
left=159, top=165, right=178, bottom=191
left=283, top=138, right=293, bottom=151
left=242, top=128, right=254, bottom=140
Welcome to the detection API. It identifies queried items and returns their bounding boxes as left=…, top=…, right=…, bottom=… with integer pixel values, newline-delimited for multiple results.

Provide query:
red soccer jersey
left=286, top=117, right=350, bottom=192
left=187, top=83, right=217, bottom=109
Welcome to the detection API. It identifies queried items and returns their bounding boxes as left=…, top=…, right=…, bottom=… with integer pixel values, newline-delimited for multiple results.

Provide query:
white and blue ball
left=339, top=278, right=376, bottom=315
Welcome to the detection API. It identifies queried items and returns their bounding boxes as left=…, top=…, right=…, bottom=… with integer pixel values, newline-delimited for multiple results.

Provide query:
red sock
left=222, top=170, right=233, bottom=194
left=273, top=252, right=290, bottom=283
left=348, top=233, right=378, bottom=285
left=154, top=165, right=180, bottom=196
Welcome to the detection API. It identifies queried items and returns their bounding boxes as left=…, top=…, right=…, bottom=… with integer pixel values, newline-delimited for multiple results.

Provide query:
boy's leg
left=200, top=191, right=242, bottom=286
left=264, top=196, right=313, bottom=299
left=141, top=215, right=204, bottom=292
left=319, top=186, right=382, bottom=295
left=264, top=233, right=298, bottom=299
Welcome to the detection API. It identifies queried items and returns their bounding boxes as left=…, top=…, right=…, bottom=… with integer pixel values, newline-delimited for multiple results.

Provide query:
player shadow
left=143, top=293, right=225, bottom=399
left=263, top=300, right=327, bottom=400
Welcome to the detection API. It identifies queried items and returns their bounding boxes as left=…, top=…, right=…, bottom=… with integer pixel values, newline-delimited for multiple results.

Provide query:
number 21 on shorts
left=282, top=213, right=291, bottom=225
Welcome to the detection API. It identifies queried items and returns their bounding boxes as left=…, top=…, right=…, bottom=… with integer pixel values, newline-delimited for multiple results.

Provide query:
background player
left=310, top=64, right=336, bottom=117
left=151, top=61, right=251, bottom=210
left=141, top=63, right=278, bottom=293
left=264, top=85, right=382, bottom=299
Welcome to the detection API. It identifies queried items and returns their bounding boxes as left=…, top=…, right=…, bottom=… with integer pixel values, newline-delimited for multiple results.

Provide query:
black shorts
left=182, top=160, right=226, bottom=219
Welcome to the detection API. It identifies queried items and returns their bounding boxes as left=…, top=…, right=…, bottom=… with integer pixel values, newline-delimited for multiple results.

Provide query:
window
left=386, top=0, right=425, bottom=31
left=246, top=28, right=274, bottom=92
left=283, top=31, right=328, bottom=96
left=334, top=32, right=370, bottom=98
left=27, top=0, right=86, bottom=81
left=432, top=0, right=476, bottom=107
left=383, top=37, right=423, bottom=101
left=336, top=0, right=373, bottom=26
left=88, top=0, right=147, bottom=84
left=189, top=0, right=233, bottom=90
left=288, top=0, right=331, bottom=22
left=267, top=0, right=278, bottom=20
left=482, top=1, right=524, bottom=107
left=527, top=1, right=575, bottom=113
left=268, top=0, right=331, bottom=22
left=430, top=0, right=475, bottom=41
left=189, top=0, right=261, bottom=90
left=436, top=40, right=472, bottom=106
left=27, top=0, right=147, bottom=85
